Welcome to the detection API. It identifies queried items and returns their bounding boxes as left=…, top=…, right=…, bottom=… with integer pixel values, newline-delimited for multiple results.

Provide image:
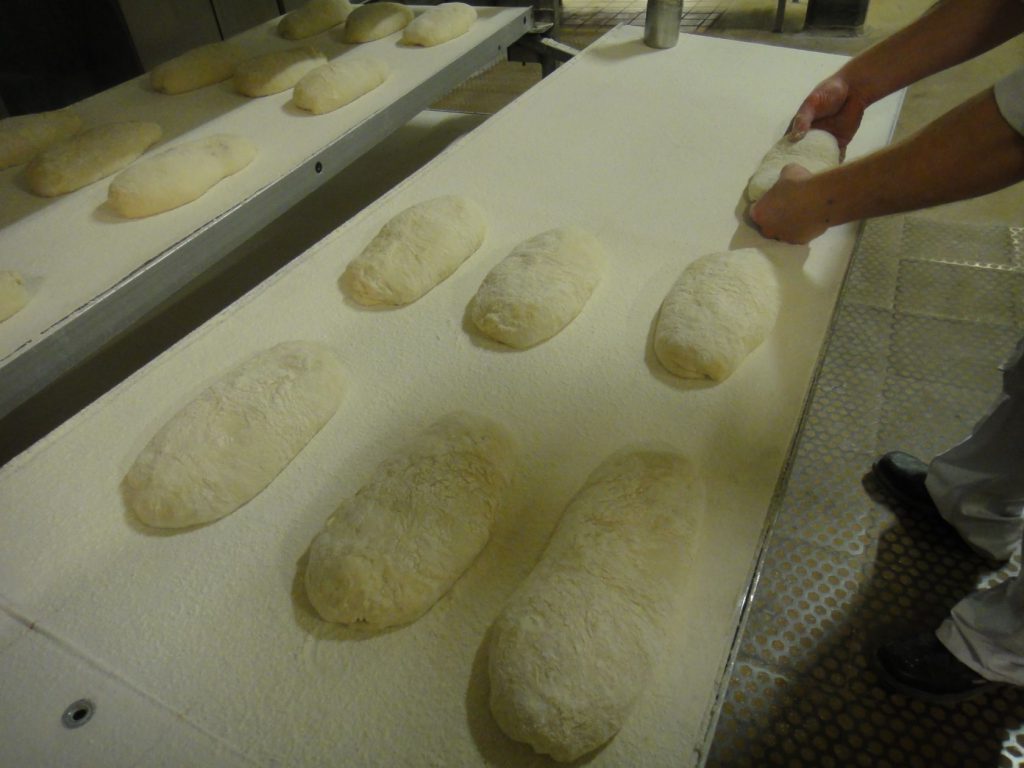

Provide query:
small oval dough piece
left=234, top=46, right=327, bottom=97
left=0, top=271, right=29, bottom=323
left=122, top=341, right=346, bottom=529
left=25, top=121, right=162, bottom=197
left=107, top=134, right=257, bottom=218
left=279, top=0, right=352, bottom=39
left=746, top=129, right=839, bottom=201
left=654, top=249, right=780, bottom=382
left=0, top=109, right=82, bottom=170
left=341, top=195, right=487, bottom=306
left=305, top=411, right=515, bottom=628
left=488, top=450, right=704, bottom=763
left=343, top=2, right=414, bottom=42
left=150, top=41, right=245, bottom=94
left=402, top=2, right=476, bottom=46
left=469, top=226, right=605, bottom=349
left=293, top=57, right=389, bottom=114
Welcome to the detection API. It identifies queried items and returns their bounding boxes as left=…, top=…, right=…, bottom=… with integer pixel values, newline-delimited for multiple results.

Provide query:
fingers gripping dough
left=122, top=341, right=346, bottom=528
left=343, top=2, right=414, bottom=42
left=0, top=109, right=82, bottom=170
left=654, top=249, right=780, bottom=382
left=107, top=134, right=257, bottom=218
left=234, top=47, right=327, bottom=97
left=279, top=0, right=353, bottom=39
left=402, top=3, right=477, bottom=47
left=488, top=451, right=705, bottom=762
left=469, top=226, right=605, bottom=349
left=341, top=195, right=487, bottom=306
left=746, top=129, right=839, bottom=201
left=0, top=271, right=29, bottom=323
left=305, top=412, right=515, bottom=628
left=293, top=58, right=389, bottom=115
left=150, top=41, right=245, bottom=94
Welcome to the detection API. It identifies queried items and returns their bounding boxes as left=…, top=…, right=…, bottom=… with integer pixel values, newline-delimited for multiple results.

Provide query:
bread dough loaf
left=343, top=2, right=414, bottom=42
left=293, top=57, right=389, bottom=115
left=746, top=129, right=839, bottom=201
left=402, top=3, right=476, bottom=46
left=122, top=341, right=346, bottom=528
left=279, top=0, right=352, bottom=39
left=0, top=109, right=82, bottom=170
left=305, top=412, right=515, bottom=627
left=234, top=47, right=327, bottom=97
left=341, top=195, right=486, bottom=305
left=0, top=271, right=28, bottom=323
left=150, top=41, right=245, bottom=94
left=654, top=249, right=780, bottom=382
left=469, top=226, right=605, bottom=349
left=488, top=450, right=704, bottom=762
left=25, top=121, right=162, bottom=197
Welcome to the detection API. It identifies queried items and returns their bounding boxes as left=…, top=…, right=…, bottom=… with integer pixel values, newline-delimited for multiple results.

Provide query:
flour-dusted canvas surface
left=0, top=28, right=902, bottom=767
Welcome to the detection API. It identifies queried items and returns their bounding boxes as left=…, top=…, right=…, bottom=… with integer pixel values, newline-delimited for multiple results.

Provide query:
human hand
left=787, top=74, right=868, bottom=152
left=749, top=164, right=831, bottom=245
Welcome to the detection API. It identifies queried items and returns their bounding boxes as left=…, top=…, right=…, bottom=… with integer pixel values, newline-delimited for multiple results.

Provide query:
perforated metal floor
left=704, top=216, right=1024, bottom=767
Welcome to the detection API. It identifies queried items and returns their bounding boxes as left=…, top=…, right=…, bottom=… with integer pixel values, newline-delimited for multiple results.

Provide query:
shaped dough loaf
left=305, top=411, right=515, bottom=627
left=746, top=129, right=839, bottom=201
left=469, top=226, right=605, bottom=349
left=343, top=2, right=414, bottom=42
left=123, top=341, right=346, bottom=528
left=150, top=41, right=245, bottom=94
left=654, top=249, right=780, bottom=382
left=341, top=195, right=486, bottom=305
left=0, top=109, right=82, bottom=170
left=234, top=47, right=327, bottom=97
left=279, top=0, right=352, bottom=39
left=25, top=121, right=162, bottom=197
left=488, top=450, right=704, bottom=762
left=402, top=3, right=476, bottom=46
left=107, top=134, right=257, bottom=218
left=293, top=57, right=389, bottom=114
left=0, top=271, right=29, bottom=322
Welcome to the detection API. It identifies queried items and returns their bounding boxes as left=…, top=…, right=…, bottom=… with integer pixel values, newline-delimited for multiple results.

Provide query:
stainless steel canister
left=643, top=0, right=682, bottom=48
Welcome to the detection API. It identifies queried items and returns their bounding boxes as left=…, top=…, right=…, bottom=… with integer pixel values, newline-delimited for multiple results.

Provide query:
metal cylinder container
left=643, top=0, right=682, bottom=49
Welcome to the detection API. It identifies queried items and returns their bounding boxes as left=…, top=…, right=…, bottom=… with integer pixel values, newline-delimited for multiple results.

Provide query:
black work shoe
left=876, top=631, right=1002, bottom=704
left=872, top=451, right=937, bottom=514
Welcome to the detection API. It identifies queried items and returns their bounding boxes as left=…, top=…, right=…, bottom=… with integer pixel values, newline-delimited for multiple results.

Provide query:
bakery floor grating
left=703, top=214, right=1024, bottom=767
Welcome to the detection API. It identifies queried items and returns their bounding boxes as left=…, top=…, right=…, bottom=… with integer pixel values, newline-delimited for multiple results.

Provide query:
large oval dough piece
left=123, top=341, right=346, bottom=528
left=746, top=129, right=839, bottom=201
left=469, top=226, right=605, bottom=349
left=654, top=249, right=780, bottom=382
left=402, top=2, right=477, bottom=47
left=305, top=412, right=515, bottom=627
left=25, top=121, right=162, bottom=197
left=0, top=271, right=29, bottom=323
left=279, top=0, right=352, bottom=39
left=341, top=195, right=487, bottom=306
left=234, top=47, right=327, bottom=97
left=107, top=134, right=257, bottom=218
left=343, top=2, right=414, bottom=42
left=0, top=109, right=81, bottom=170
left=293, top=57, right=389, bottom=115
left=150, top=41, right=245, bottom=94
left=488, top=450, right=704, bottom=762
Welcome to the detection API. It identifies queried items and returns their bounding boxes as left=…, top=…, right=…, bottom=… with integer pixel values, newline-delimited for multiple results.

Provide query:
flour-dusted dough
left=343, top=2, right=414, bottom=42
left=0, top=109, right=82, bottom=170
left=488, top=450, right=704, bottom=762
left=654, top=249, right=780, bottom=382
left=402, top=2, right=476, bottom=46
left=469, top=227, right=605, bottom=349
left=25, top=121, right=162, bottom=197
left=279, top=0, right=352, bottom=39
left=746, top=129, right=839, bottom=201
left=107, top=134, right=257, bottom=218
left=293, top=57, right=389, bottom=115
left=234, top=46, right=327, bottom=97
left=150, top=41, right=245, bottom=94
left=341, top=195, right=487, bottom=305
left=305, top=412, right=515, bottom=627
left=123, top=341, right=346, bottom=528
left=0, top=271, right=28, bottom=323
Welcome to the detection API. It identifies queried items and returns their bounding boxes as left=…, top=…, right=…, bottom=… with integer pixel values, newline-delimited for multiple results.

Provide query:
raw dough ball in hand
left=746, top=129, right=839, bottom=201
left=305, top=412, right=515, bottom=628
left=122, top=341, right=346, bottom=528
left=150, top=41, right=245, bottom=94
left=234, top=47, right=327, bottom=97
left=654, top=249, right=780, bottom=382
left=341, top=195, right=487, bottom=305
left=343, top=2, right=414, bottom=42
left=402, top=3, right=477, bottom=47
left=488, top=450, right=705, bottom=762
left=469, top=226, right=605, bottom=349
left=25, top=121, right=162, bottom=197
left=279, top=0, right=353, bottom=39
left=293, top=57, right=389, bottom=114
left=0, top=271, right=29, bottom=322
left=0, top=109, right=82, bottom=170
